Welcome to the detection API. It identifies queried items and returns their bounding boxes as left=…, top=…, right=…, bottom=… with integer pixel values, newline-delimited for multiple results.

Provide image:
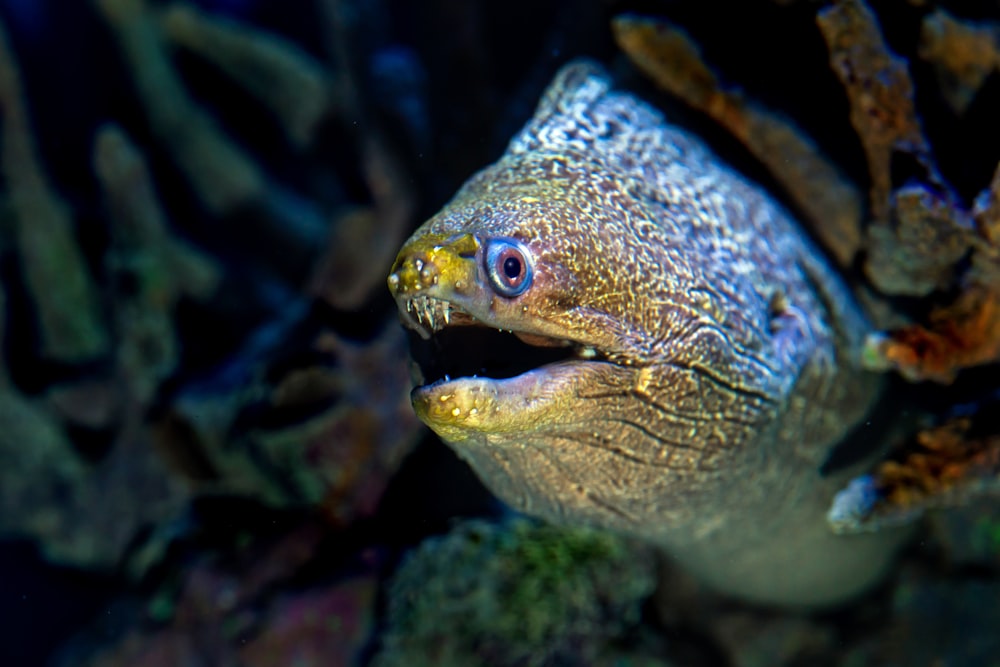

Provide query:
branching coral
left=612, top=14, right=865, bottom=268
left=919, top=8, right=1000, bottom=116
left=0, top=17, right=108, bottom=363
left=0, top=0, right=422, bottom=570
left=817, top=0, right=1000, bottom=380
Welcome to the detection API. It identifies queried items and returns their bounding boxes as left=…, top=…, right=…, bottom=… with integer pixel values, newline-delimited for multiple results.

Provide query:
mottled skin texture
left=388, top=62, right=909, bottom=607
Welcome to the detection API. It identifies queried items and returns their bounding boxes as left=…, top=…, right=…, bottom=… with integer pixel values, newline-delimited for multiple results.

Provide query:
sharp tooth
left=417, top=299, right=427, bottom=326
left=443, top=306, right=451, bottom=325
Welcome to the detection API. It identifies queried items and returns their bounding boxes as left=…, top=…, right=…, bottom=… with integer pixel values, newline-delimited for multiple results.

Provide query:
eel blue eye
left=485, top=238, right=533, bottom=298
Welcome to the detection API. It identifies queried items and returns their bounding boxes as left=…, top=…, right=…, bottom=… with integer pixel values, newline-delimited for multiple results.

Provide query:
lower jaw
left=411, top=368, right=910, bottom=609
left=409, top=361, right=599, bottom=443
left=410, top=374, right=506, bottom=441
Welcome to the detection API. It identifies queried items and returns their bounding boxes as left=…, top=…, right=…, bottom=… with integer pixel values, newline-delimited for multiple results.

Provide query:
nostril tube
left=419, top=260, right=440, bottom=287
left=389, top=251, right=433, bottom=295
left=388, top=232, right=479, bottom=298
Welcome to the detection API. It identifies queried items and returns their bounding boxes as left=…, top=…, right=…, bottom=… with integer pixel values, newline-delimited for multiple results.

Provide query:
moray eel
left=387, top=62, right=909, bottom=607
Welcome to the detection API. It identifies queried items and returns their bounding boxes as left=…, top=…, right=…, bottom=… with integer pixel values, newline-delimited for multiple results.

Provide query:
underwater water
left=0, top=0, right=998, bottom=665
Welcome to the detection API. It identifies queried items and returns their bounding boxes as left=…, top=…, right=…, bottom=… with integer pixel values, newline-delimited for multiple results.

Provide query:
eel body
left=388, top=62, right=909, bottom=607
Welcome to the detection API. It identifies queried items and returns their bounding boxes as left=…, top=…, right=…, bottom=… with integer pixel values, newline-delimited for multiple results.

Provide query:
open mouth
left=402, top=295, right=605, bottom=387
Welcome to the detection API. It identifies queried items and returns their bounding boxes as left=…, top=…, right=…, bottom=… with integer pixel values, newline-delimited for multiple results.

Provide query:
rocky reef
left=0, top=0, right=998, bottom=665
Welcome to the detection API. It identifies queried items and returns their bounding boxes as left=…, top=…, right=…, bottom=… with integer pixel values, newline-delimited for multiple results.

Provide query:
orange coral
left=875, top=418, right=1000, bottom=512
left=866, top=283, right=1000, bottom=383
left=830, top=415, right=1000, bottom=533
left=817, top=0, right=931, bottom=224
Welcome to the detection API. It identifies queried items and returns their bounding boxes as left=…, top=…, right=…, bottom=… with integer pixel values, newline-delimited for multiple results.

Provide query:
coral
left=818, top=0, right=977, bottom=301
left=0, top=0, right=996, bottom=663
left=857, top=149, right=1000, bottom=384
left=0, top=0, right=424, bottom=571
left=0, top=234, right=187, bottom=568
left=161, top=321, right=421, bottom=523
left=161, top=3, right=335, bottom=149
left=863, top=283, right=1000, bottom=383
left=862, top=182, right=976, bottom=298
left=919, top=9, right=1000, bottom=116
left=0, top=374, right=88, bottom=557
left=0, top=16, right=108, bottom=363
left=812, top=1, right=1000, bottom=379
left=817, top=0, right=931, bottom=226
left=0, top=380, right=189, bottom=568
left=68, top=522, right=376, bottom=667
left=374, top=519, right=658, bottom=667
left=612, top=14, right=864, bottom=268
left=95, top=123, right=221, bottom=404
left=95, top=0, right=269, bottom=216
left=829, top=412, right=1000, bottom=534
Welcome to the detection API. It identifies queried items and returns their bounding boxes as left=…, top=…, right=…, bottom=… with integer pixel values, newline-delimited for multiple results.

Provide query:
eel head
left=386, top=160, right=755, bottom=529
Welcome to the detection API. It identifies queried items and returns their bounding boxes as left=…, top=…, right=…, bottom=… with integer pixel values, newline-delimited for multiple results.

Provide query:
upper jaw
left=387, top=231, right=490, bottom=339
left=388, top=229, right=622, bottom=372
left=401, top=294, right=478, bottom=338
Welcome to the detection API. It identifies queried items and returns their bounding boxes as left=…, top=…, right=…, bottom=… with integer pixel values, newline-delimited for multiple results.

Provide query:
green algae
left=374, top=519, right=657, bottom=667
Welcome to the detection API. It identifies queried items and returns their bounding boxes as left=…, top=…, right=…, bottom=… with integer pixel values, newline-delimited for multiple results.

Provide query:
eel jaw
left=387, top=232, right=612, bottom=440
left=387, top=231, right=485, bottom=339
left=400, top=293, right=479, bottom=339
left=399, top=292, right=605, bottom=387
left=397, top=293, right=613, bottom=444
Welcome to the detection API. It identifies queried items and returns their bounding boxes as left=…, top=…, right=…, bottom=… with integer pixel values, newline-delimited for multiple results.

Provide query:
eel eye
left=485, top=238, right=533, bottom=298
